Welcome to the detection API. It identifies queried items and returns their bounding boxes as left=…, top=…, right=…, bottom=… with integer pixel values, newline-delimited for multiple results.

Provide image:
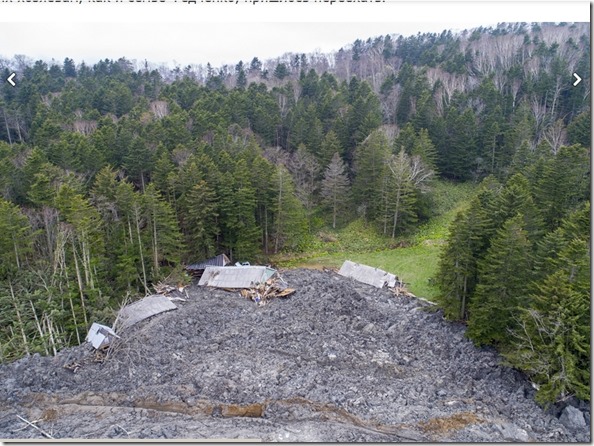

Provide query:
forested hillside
left=0, top=22, right=590, bottom=404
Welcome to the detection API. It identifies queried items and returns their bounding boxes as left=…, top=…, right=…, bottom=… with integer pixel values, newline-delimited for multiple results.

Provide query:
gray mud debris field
left=0, top=269, right=590, bottom=441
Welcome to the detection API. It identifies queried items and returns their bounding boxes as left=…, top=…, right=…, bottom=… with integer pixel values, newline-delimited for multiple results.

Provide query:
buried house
left=185, top=253, right=231, bottom=280
left=338, top=260, right=399, bottom=289
left=198, top=265, right=277, bottom=289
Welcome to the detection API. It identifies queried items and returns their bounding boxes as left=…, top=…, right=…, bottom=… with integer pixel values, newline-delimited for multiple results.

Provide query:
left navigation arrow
left=7, top=73, right=16, bottom=87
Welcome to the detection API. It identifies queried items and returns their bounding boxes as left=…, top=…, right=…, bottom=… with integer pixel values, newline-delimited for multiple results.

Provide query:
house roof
left=186, top=253, right=231, bottom=271
left=338, top=260, right=397, bottom=289
left=198, top=266, right=277, bottom=289
left=117, top=294, right=178, bottom=330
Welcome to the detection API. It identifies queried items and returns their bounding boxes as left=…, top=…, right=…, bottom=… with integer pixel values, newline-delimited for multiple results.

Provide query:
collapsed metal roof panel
left=117, top=294, right=178, bottom=330
left=186, top=253, right=231, bottom=271
left=198, top=266, right=277, bottom=288
left=338, top=260, right=397, bottom=289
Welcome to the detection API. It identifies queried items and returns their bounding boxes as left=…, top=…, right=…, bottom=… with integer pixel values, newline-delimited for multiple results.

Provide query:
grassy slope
left=275, top=181, right=475, bottom=300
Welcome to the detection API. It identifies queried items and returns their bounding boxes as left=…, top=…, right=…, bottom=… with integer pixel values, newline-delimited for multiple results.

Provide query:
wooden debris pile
left=390, top=286, right=438, bottom=306
left=391, top=286, right=416, bottom=298
left=154, top=281, right=187, bottom=295
left=239, top=278, right=296, bottom=306
left=153, top=281, right=188, bottom=303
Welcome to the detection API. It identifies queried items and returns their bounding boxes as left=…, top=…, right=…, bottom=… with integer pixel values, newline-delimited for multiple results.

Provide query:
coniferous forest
left=0, top=22, right=590, bottom=405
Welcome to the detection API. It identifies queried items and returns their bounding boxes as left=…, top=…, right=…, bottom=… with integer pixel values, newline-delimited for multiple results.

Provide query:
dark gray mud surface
left=0, top=269, right=590, bottom=441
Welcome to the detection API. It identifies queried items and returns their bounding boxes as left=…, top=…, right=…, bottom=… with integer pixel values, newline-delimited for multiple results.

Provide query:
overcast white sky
left=2, top=22, right=497, bottom=68
left=0, top=2, right=589, bottom=68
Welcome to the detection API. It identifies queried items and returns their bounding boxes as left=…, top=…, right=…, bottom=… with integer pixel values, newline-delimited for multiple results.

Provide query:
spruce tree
left=0, top=199, right=33, bottom=279
left=272, top=165, right=307, bottom=253
left=321, top=152, right=350, bottom=229
left=489, top=173, right=544, bottom=243
left=143, top=184, right=183, bottom=280
left=535, top=144, right=590, bottom=231
left=436, top=196, right=489, bottom=320
left=505, top=235, right=590, bottom=404
left=411, top=128, right=438, bottom=173
left=352, top=129, right=390, bottom=221
left=181, top=180, right=219, bottom=262
left=250, top=155, right=276, bottom=254
left=466, top=214, right=532, bottom=347
left=319, top=130, right=342, bottom=173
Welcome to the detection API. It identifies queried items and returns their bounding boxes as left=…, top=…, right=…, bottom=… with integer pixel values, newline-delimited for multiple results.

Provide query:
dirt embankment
left=0, top=269, right=589, bottom=441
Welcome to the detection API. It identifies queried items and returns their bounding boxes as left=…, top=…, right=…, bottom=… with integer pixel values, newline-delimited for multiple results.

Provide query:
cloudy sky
left=0, top=2, right=588, bottom=68
left=1, top=22, right=495, bottom=68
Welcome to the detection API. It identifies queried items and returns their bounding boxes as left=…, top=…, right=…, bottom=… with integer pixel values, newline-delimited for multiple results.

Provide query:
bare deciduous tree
left=543, top=119, right=568, bottom=155
left=150, top=101, right=169, bottom=119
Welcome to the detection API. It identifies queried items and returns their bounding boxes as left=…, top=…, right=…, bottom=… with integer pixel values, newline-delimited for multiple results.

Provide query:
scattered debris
left=391, top=286, right=416, bottom=298
left=197, top=265, right=293, bottom=305
left=186, top=253, right=231, bottom=279
left=338, top=260, right=400, bottom=289
left=85, top=323, right=120, bottom=350
left=63, top=361, right=82, bottom=374
left=153, top=282, right=177, bottom=295
left=239, top=279, right=296, bottom=306
left=94, top=348, right=108, bottom=363
left=116, top=294, right=178, bottom=330
left=198, top=266, right=277, bottom=289
left=16, top=415, right=54, bottom=439
left=167, top=296, right=187, bottom=303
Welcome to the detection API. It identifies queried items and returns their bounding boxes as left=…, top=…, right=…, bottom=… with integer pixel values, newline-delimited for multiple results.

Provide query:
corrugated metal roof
left=117, top=294, right=178, bottom=329
left=338, top=260, right=397, bottom=289
left=186, top=253, right=231, bottom=271
left=198, top=266, right=277, bottom=288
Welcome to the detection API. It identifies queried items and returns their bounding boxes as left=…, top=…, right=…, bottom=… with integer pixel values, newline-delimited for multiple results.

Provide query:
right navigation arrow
left=573, top=73, right=582, bottom=87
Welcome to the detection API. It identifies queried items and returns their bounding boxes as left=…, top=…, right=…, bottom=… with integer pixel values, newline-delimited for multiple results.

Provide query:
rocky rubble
left=0, top=268, right=590, bottom=441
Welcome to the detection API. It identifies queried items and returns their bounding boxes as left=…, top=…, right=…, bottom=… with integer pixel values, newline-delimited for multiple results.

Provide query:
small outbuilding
left=186, top=253, right=231, bottom=279
left=85, top=323, right=119, bottom=349
left=338, top=260, right=399, bottom=289
left=198, top=265, right=277, bottom=289
left=116, top=294, right=178, bottom=330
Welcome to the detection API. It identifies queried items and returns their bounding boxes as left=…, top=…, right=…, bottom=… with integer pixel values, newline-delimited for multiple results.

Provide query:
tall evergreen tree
left=534, top=144, right=590, bottom=230
left=489, top=173, right=544, bottom=242
left=436, top=196, right=489, bottom=320
left=352, top=130, right=390, bottom=221
left=506, top=228, right=590, bottom=404
left=142, top=184, right=183, bottom=281
left=272, top=165, right=307, bottom=253
left=466, top=214, right=532, bottom=347
left=319, top=130, right=343, bottom=169
left=181, top=180, right=219, bottom=262
left=0, top=199, right=33, bottom=279
left=321, top=152, right=350, bottom=229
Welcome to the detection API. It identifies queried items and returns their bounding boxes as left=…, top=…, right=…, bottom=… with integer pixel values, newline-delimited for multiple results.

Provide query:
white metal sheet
left=338, top=260, right=396, bottom=289
left=118, top=294, right=177, bottom=329
left=198, top=266, right=277, bottom=288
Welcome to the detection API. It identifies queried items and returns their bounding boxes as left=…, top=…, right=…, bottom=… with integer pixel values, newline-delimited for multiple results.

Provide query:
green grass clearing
left=274, top=180, right=476, bottom=301
left=292, top=243, right=443, bottom=300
